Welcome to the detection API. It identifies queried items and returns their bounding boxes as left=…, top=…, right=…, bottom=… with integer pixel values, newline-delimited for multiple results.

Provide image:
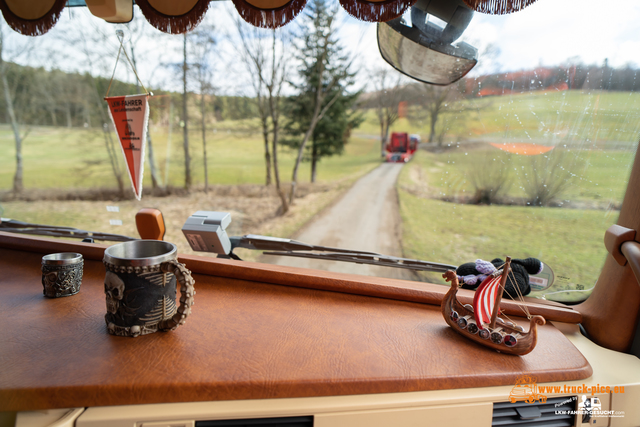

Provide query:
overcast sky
left=3, top=0, right=639, bottom=95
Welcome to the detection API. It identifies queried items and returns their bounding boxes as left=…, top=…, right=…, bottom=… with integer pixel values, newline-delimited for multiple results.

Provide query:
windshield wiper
left=181, top=212, right=456, bottom=273
left=0, top=218, right=136, bottom=242
left=229, top=234, right=456, bottom=273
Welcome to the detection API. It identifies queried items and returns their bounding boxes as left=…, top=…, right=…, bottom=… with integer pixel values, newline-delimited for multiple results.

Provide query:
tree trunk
left=289, top=103, right=326, bottom=203
left=147, top=132, right=162, bottom=190
left=67, top=104, right=73, bottom=128
left=270, top=100, right=288, bottom=215
left=267, top=86, right=288, bottom=213
left=165, top=100, right=173, bottom=186
left=264, top=138, right=272, bottom=186
left=183, top=34, right=191, bottom=190
left=272, top=133, right=289, bottom=215
left=263, top=116, right=272, bottom=186
left=49, top=107, right=57, bottom=127
left=130, top=45, right=161, bottom=190
left=103, top=124, right=125, bottom=198
left=201, top=91, right=209, bottom=194
left=258, top=97, right=272, bottom=186
left=289, top=130, right=308, bottom=204
left=311, top=142, right=318, bottom=183
left=379, top=117, right=387, bottom=157
left=91, top=78, right=124, bottom=197
left=429, top=110, right=438, bottom=144
left=0, top=35, right=24, bottom=194
left=381, top=121, right=390, bottom=157
left=84, top=102, right=91, bottom=128
left=0, top=61, right=23, bottom=193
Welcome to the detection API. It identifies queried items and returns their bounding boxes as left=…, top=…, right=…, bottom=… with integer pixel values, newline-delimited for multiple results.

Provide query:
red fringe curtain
left=135, top=0, right=210, bottom=34
left=0, top=0, right=66, bottom=36
left=0, top=0, right=539, bottom=37
left=463, top=0, right=538, bottom=14
left=232, top=0, right=308, bottom=29
left=339, top=0, right=416, bottom=23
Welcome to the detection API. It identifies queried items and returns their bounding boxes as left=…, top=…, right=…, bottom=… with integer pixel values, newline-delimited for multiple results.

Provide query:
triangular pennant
left=105, top=94, right=150, bottom=200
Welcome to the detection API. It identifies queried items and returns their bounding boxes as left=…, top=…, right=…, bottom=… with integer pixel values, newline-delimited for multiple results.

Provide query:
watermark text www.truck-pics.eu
left=509, top=375, right=626, bottom=421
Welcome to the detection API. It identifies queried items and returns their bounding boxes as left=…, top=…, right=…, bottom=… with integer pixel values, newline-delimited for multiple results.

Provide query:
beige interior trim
left=147, top=0, right=199, bottom=16
left=314, top=403, right=493, bottom=427
left=85, top=0, right=132, bottom=23
left=65, top=323, right=639, bottom=427
left=15, top=408, right=84, bottom=427
left=4, top=0, right=56, bottom=20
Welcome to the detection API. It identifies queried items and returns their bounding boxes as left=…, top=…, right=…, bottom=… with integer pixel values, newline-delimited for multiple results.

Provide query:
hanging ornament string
left=105, top=30, right=150, bottom=99
left=503, top=267, right=532, bottom=319
left=104, top=29, right=152, bottom=201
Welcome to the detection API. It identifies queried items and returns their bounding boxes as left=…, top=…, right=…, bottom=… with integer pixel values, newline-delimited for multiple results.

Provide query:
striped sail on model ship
left=441, top=257, right=546, bottom=356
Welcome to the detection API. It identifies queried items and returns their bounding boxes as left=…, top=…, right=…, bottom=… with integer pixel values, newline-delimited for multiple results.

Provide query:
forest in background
left=3, top=59, right=640, bottom=130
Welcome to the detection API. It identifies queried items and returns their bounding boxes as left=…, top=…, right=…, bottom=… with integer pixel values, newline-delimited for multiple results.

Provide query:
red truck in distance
left=385, top=132, right=419, bottom=162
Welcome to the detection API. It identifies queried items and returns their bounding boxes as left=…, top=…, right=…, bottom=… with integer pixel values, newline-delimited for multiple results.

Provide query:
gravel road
left=268, top=163, right=414, bottom=280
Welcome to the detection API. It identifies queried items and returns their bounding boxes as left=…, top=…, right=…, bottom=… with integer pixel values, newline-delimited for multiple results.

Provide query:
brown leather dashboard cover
left=0, top=232, right=592, bottom=411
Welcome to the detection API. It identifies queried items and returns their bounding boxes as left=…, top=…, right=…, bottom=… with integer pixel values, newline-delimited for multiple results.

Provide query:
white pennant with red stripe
left=105, top=94, right=150, bottom=200
left=473, top=275, right=502, bottom=329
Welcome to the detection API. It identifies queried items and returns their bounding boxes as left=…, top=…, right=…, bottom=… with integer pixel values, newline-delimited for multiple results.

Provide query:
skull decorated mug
left=103, top=240, right=195, bottom=337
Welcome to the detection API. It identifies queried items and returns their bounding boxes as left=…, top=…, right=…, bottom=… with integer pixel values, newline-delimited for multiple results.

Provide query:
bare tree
left=182, top=33, right=191, bottom=191
left=190, top=24, right=216, bottom=193
left=126, top=20, right=163, bottom=191
left=366, top=67, right=405, bottom=156
left=408, top=83, right=477, bottom=145
left=412, top=84, right=454, bottom=144
left=235, top=19, right=290, bottom=214
left=0, top=25, right=26, bottom=194
left=53, top=16, right=126, bottom=197
left=80, top=31, right=126, bottom=197
left=288, top=0, right=350, bottom=204
left=236, top=24, right=272, bottom=187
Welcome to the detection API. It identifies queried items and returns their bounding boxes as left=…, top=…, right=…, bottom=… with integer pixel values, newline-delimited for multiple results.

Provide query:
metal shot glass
left=41, top=253, right=84, bottom=298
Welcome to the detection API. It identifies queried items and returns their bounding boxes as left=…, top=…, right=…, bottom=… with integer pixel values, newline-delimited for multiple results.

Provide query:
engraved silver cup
left=41, top=253, right=84, bottom=298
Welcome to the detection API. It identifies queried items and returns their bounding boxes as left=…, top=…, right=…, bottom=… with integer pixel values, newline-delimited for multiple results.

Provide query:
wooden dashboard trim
left=0, top=231, right=581, bottom=324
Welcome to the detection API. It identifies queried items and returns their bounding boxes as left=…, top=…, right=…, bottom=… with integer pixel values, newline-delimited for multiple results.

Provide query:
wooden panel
left=0, top=238, right=592, bottom=412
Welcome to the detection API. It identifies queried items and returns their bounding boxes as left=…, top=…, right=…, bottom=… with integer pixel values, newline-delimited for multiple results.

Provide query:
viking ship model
left=441, top=257, right=546, bottom=356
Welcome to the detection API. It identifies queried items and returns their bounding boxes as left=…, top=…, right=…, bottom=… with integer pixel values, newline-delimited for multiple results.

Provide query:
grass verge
left=398, top=150, right=620, bottom=302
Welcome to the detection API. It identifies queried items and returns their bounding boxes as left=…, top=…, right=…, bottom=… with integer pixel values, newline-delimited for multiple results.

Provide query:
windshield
left=0, top=0, right=637, bottom=303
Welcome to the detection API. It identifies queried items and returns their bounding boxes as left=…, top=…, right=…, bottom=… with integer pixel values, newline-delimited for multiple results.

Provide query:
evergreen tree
left=284, top=0, right=361, bottom=190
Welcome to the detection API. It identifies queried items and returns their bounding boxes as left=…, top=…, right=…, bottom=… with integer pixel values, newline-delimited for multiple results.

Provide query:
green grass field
left=398, top=150, right=626, bottom=301
left=358, top=90, right=640, bottom=147
left=0, top=123, right=381, bottom=191
left=413, top=145, right=635, bottom=204
left=2, top=89, right=638, bottom=193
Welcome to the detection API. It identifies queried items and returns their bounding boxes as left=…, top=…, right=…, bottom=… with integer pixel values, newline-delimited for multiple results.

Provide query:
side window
left=396, top=4, right=639, bottom=302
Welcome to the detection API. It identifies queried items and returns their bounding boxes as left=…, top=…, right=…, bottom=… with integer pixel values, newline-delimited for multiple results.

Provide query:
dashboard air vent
left=492, top=396, right=575, bottom=426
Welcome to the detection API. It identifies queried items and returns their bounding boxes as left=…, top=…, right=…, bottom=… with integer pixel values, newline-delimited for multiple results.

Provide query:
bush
left=468, top=152, right=512, bottom=204
left=521, top=149, right=579, bottom=206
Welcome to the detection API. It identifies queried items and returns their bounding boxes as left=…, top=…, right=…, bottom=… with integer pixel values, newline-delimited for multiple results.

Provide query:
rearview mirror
left=377, top=0, right=478, bottom=85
